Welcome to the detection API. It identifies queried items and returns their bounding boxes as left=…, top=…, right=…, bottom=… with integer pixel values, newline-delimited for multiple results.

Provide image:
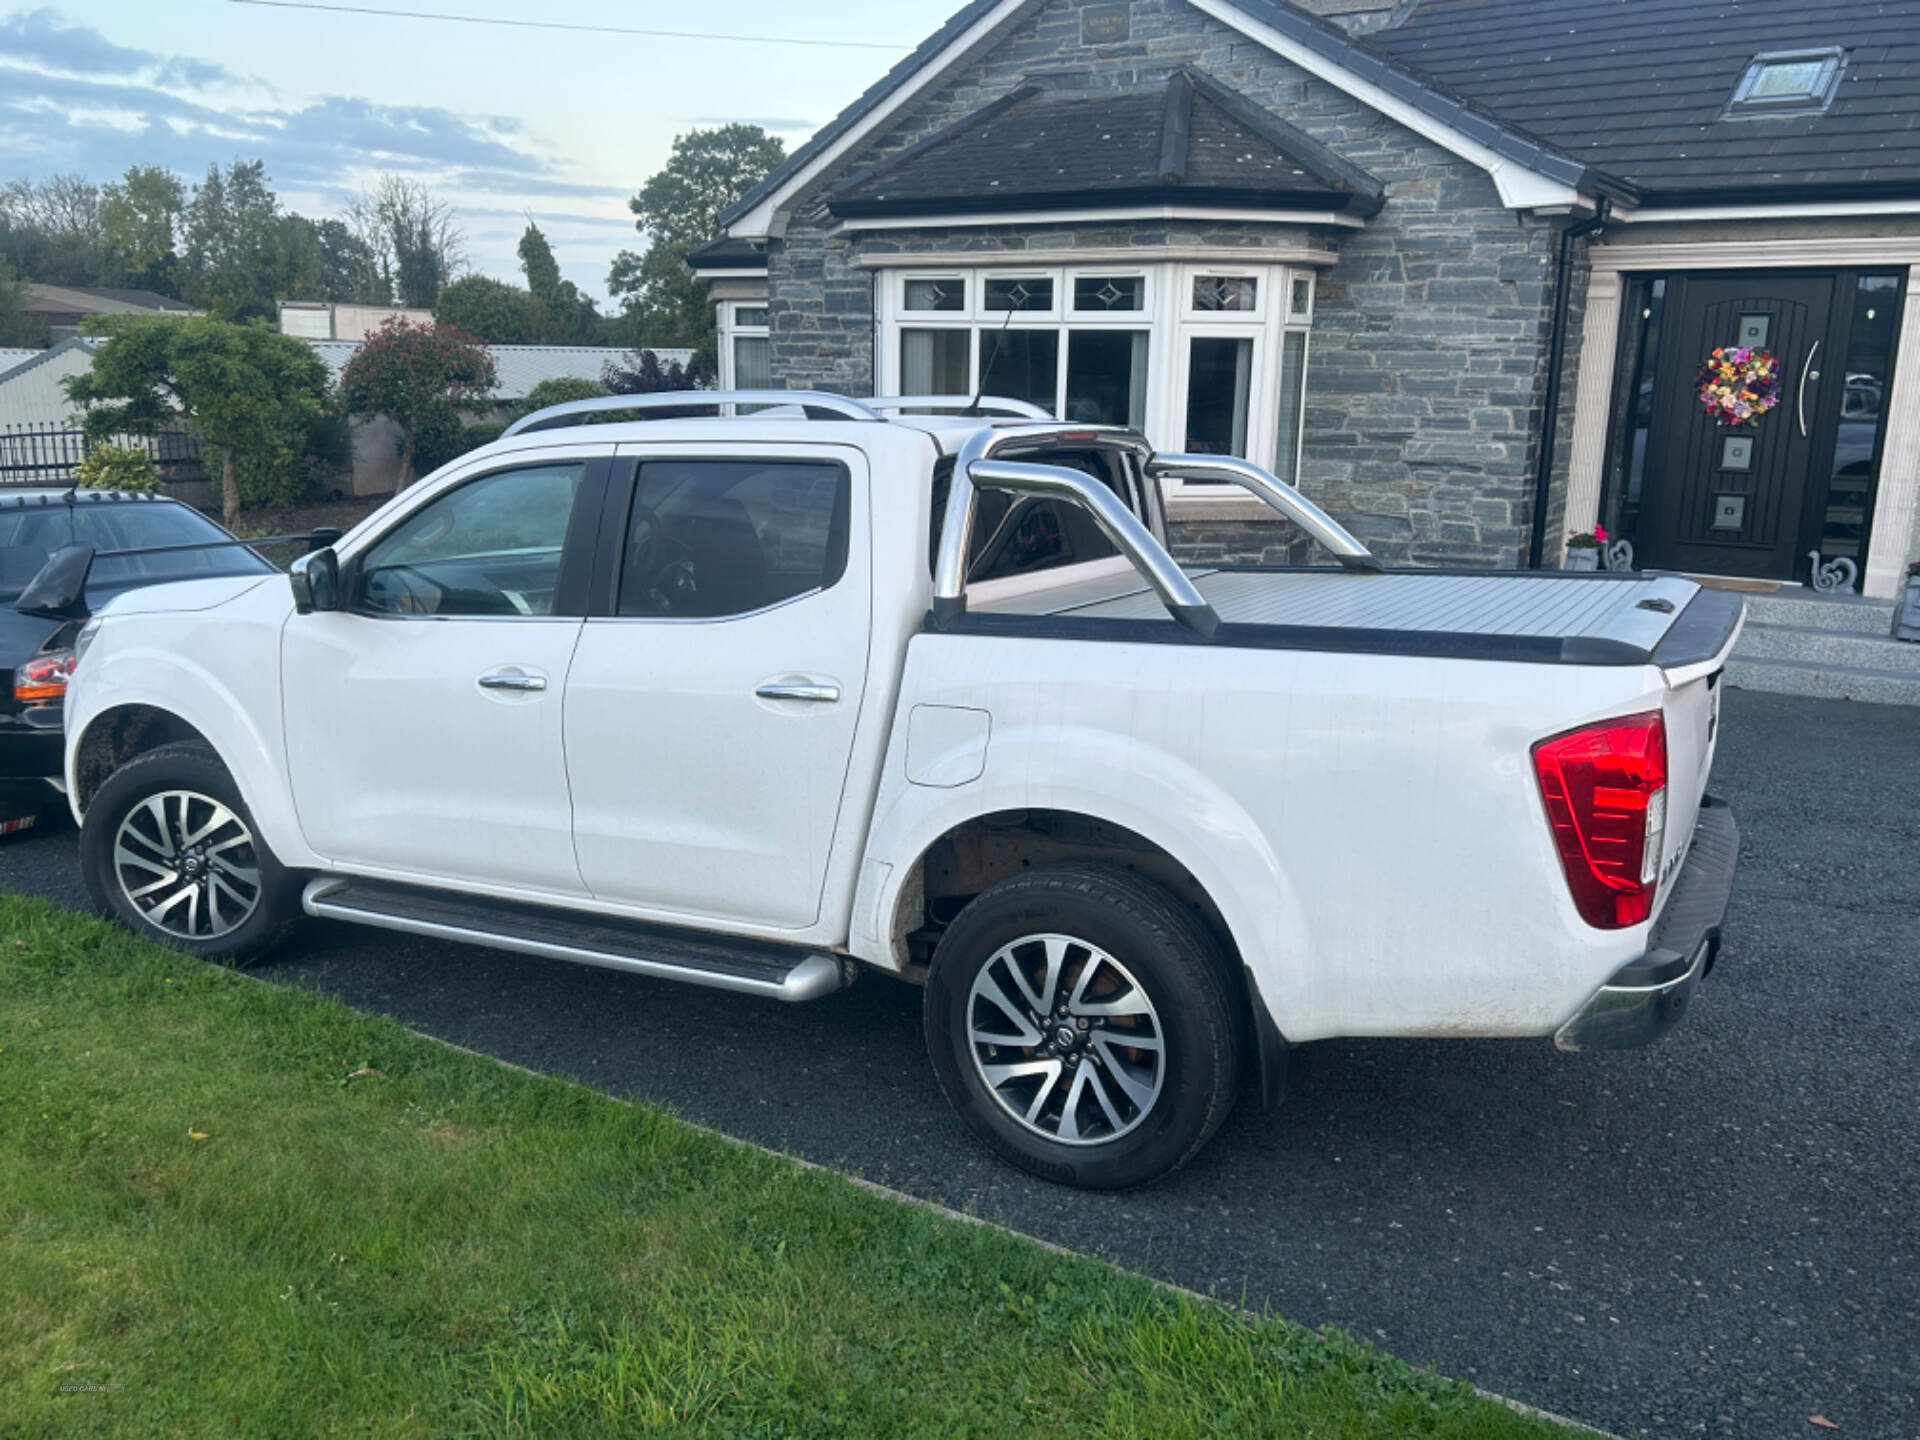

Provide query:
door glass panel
left=1064, top=330, right=1147, bottom=427
left=619, top=459, right=849, bottom=619
left=1183, top=335, right=1253, bottom=459
left=1272, top=330, right=1307, bottom=483
left=733, top=334, right=771, bottom=389
left=358, top=463, right=583, bottom=617
left=900, top=328, right=970, bottom=393
left=1192, top=275, right=1258, bottom=312
left=979, top=329, right=1059, bottom=413
left=1817, top=273, right=1903, bottom=562
left=1616, top=277, right=1667, bottom=537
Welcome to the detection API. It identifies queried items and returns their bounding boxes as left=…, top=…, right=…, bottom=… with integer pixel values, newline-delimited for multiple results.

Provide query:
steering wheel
left=627, top=504, right=699, bottom=614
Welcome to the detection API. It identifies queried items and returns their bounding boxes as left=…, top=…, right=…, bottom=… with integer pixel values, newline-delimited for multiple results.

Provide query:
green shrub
left=463, top=422, right=506, bottom=450
left=514, top=376, right=610, bottom=419
left=73, top=443, right=158, bottom=493
left=224, top=406, right=353, bottom=508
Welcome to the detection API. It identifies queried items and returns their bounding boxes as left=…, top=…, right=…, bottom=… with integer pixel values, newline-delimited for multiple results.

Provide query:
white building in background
left=0, top=339, right=100, bottom=428
left=278, top=301, right=435, bottom=341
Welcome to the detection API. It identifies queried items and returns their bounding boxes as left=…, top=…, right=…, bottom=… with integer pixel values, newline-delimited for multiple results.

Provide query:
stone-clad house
left=690, top=0, right=1920, bottom=605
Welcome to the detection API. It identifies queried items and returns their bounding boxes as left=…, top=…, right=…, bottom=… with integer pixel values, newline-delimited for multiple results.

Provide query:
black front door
left=1636, top=275, right=1834, bottom=580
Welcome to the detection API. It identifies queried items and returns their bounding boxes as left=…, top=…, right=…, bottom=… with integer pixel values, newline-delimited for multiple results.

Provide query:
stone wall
left=762, top=0, right=1570, bottom=569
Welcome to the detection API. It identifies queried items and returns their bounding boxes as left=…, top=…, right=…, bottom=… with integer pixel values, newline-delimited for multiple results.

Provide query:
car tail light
left=1532, top=710, right=1668, bottom=929
left=14, top=650, right=77, bottom=703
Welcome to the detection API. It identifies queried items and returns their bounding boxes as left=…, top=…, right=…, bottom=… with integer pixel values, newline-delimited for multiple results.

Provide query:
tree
left=350, top=177, right=464, bottom=309
left=178, top=161, right=322, bottom=321
left=100, top=165, right=185, bottom=295
left=287, top=215, right=386, bottom=304
left=434, top=273, right=538, bottom=344
left=1, top=173, right=107, bottom=286
left=64, top=314, right=333, bottom=527
left=608, top=125, right=784, bottom=362
left=518, top=219, right=600, bottom=346
left=339, top=319, right=496, bottom=489
left=0, top=259, right=49, bottom=347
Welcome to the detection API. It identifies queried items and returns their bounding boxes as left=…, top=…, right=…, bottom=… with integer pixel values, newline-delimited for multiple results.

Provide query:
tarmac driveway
left=4, top=687, right=1914, bottom=1438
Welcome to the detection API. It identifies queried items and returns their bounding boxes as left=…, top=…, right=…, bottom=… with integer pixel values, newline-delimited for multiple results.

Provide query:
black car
left=0, top=488, right=282, bottom=831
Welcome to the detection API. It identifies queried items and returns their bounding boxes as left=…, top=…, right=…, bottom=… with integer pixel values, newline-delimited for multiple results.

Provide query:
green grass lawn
left=0, top=892, right=1578, bottom=1439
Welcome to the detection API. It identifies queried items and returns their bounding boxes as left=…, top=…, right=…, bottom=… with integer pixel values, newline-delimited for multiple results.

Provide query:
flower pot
left=1563, top=548, right=1600, bottom=571
left=1895, top=576, right=1920, bottom=643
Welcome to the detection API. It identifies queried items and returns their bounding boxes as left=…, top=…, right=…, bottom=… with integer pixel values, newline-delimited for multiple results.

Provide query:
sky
left=0, top=0, right=962, bottom=302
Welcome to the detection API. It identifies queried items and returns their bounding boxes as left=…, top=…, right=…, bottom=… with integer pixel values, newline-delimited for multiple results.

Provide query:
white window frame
left=877, top=261, right=1316, bottom=501
left=716, top=299, right=771, bottom=390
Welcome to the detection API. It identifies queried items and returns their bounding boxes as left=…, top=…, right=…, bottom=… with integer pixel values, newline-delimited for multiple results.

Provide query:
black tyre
left=924, top=863, right=1243, bottom=1189
left=80, top=742, right=301, bottom=963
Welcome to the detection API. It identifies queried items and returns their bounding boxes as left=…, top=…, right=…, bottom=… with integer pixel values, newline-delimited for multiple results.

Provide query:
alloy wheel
left=112, top=789, right=262, bottom=940
left=966, top=932, right=1166, bottom=1145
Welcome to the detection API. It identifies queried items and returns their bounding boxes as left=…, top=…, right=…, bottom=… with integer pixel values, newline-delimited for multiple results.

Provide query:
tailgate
left=1651, top=588, right=1746, bottom=912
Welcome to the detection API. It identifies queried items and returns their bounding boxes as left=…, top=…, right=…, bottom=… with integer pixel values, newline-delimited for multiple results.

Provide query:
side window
left=927, top=449, right=1124, bottom=583
left=619, top=458, right=849, bottom=618
left=358, top=463, right=584, bottom=617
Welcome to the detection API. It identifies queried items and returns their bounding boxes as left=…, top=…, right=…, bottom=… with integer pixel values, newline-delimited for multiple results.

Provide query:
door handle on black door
left=1798, top=340, right=1821, bottom=437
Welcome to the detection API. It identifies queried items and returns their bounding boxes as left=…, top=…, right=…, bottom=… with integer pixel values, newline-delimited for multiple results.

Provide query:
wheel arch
left=72, top=704, right=217, bottom=814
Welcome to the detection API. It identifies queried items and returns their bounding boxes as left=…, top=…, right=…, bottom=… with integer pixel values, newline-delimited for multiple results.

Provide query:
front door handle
left=1798, top=340, right=1821, bottom=437
left=755, top=680, right=840, bottom=704
left=478, top=670, right=547, bottom=693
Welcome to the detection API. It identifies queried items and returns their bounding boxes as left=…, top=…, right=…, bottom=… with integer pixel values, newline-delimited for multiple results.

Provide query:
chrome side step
left=302, top=878, right=848, bottom=1002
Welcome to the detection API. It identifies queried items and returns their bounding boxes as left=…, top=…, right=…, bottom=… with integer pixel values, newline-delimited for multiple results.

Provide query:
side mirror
left=288, top=547, right=340, bottom=615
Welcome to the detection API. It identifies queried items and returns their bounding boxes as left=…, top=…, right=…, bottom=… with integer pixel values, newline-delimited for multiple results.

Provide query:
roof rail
left=865, top=395, right=1054, bottom=419
left=501, top=390, right=882, bottom=438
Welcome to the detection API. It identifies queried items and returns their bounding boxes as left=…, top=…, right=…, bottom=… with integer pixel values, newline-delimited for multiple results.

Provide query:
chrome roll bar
left=865, top=395, right=1055, bottom=419
left=933, top=424, right=1221, bottom=639
left=502, top=390, right=882, bottom=437
left=1146, top=454, right=1383, bottom=572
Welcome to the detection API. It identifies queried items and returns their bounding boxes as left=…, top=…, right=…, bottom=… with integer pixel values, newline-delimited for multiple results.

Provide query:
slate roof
left=827, top=69, right=1386, bottom=218
left=1367, top=0, right=1920, bottom=202
left=301, top=342, right=695, bottom=401
left=17, top=284, right=194, bottom=317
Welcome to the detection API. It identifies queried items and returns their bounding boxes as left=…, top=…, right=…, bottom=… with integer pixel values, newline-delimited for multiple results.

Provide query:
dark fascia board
left=686, top=237, right=769, bottom=269
left=1631, top=176, right=1920, bottom=209
left=827, top=184, right=1375, bottom=220
left=721, top=0, right=1636, bottom=235
left=718, top=0, right=1043, bottom=230
left=1180, top=67, right=1386, bottom=215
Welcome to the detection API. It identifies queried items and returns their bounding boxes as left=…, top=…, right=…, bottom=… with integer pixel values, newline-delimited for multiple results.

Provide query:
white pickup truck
left=60, top=392, right=1742, bottom=1188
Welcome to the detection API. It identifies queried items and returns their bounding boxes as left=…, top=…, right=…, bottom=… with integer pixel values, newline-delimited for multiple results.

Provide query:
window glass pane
left=984, top=276, right=1054, bottom=312
left=732, top=306, right=769, bottom=328
left=620, top=459, right=849, bottom=619
left=1817, top=274, right=1903, bottom=564
left=733, top=334, right=771, bottom=390
left=1065, top=329, right=1148, bottom=428
left=1192, top=275, right=1258, bottom=312
left=1272, top=330, right=1307, bottom=484
left=900, top=329, right=970, bottom=394
left=1072, top=275, right=1144, bottom=312
left=979, top=329, right=1059, bottom=413
left=1184, top=336, right=1253, bottom=459
left=1748, top=59, right=1827, bottom=99
left=359, top=464, right=583, bottom=617
left=1290, top=275, right=1313, bottom=317
left=904, top=278, right=964, bottom=312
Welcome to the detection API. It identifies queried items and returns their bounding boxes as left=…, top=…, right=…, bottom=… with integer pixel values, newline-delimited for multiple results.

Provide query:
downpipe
left=1526, top=197, right=1612, bottom=571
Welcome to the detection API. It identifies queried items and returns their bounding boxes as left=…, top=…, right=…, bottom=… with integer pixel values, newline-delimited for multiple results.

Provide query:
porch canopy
left=823, top=68, right=1386, bottom=223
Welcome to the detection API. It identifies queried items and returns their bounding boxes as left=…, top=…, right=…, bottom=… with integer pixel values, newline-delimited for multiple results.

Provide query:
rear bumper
left=1554, top=797, right=1738, bottom=1052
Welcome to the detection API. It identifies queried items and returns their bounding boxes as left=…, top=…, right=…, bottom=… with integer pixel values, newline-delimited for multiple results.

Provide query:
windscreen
left=0, top=501, right=270, bottom=604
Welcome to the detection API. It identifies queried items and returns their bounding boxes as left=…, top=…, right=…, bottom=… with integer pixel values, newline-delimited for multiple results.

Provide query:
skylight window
left=1726, top=49, right=1845, bottom=116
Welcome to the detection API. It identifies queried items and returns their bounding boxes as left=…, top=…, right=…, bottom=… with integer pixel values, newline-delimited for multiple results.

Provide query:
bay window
left=878, top=262, right=1314, bottom=501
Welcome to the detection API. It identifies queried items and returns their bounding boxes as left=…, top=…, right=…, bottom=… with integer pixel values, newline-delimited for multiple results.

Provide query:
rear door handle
left=478, top=670, right=547, bottom=693
left=755, top=680, right=840, bottom=704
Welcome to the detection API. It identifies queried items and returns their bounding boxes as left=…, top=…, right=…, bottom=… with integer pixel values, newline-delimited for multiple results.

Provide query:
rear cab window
left=927, top=447, right=1141, bottom=589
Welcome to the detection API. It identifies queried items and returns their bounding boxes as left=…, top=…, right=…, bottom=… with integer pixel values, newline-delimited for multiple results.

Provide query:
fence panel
left=0, top=423, right=208, bottom=487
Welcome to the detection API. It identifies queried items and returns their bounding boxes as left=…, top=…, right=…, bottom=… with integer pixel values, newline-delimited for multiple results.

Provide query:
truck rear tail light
left=1532, top=710, right=1668, bottom=929
left=14, top=650, right=77, bottom=703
